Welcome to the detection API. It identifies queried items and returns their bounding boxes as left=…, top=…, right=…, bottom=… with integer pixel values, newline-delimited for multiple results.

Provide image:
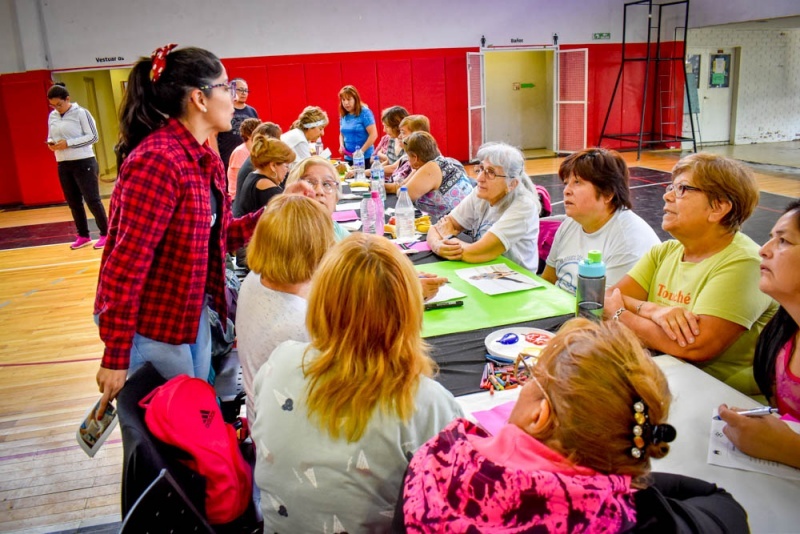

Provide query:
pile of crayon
left=479, top=357, right=524, bottom=395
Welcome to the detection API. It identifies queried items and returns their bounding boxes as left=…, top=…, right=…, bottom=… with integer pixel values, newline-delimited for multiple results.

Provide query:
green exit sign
left=593, top=32, right=611, bottom=40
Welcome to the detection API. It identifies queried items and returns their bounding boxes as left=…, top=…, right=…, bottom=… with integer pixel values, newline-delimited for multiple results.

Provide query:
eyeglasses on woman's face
left=199, top=81, right=236, bottom=99
left=665, top=182, right=704, bottom=198
left=475, top=165, right=507, bottom=180
left=302, top=177, right=338, bottom=195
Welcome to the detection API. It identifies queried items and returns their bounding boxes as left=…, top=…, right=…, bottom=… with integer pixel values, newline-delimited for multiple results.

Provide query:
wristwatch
left=612, top=307, right=627, bottom=322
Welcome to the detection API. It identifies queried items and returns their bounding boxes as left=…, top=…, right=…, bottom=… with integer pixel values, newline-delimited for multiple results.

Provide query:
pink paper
left=410, top=241, right=431, bottom=252
left=472, top=400, right=517, bottom=436
left=332, top=210, right=359, bottom=222
left=781, top=413, right=800, bottom=423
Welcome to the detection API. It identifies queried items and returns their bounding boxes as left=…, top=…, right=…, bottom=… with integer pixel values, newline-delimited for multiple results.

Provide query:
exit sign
left=593, top=32, right=611, bottom=40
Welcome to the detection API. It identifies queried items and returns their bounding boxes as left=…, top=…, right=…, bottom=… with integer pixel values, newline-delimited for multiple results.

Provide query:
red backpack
left=139, top=375, right=252, bottom=525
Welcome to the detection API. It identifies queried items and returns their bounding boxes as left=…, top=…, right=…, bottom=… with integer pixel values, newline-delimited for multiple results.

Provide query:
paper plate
left=485, top=327, right=554, bottom=360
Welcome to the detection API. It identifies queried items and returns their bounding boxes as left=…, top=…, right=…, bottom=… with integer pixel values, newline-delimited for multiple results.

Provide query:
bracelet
left=635, top=302, right=645, bottom=315
left=612, top=307, right=627, bottom=322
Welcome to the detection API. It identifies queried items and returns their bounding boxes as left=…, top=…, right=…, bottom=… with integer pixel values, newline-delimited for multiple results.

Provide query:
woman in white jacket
left=46, top=82, right=108, bottom=250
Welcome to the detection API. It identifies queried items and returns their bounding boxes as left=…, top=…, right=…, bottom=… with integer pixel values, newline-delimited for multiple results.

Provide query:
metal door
left=685, top=48, right=735, bottom=145
left=555, top=48, right=587, bottom=153
left=467, top=52, right=485, bottom=161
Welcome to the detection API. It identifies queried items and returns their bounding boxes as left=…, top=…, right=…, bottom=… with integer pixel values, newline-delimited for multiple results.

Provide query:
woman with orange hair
left=250, top=233, right=462, bottom=532
left=338, top=85, right=378, bottom=166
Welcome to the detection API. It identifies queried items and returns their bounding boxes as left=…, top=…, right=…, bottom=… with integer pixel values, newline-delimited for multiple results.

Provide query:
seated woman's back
left=250, top=234, right=463, bottom=532
left=403, top=132, right=472, bottom=222
left=236, top=195, right=334, bottom=420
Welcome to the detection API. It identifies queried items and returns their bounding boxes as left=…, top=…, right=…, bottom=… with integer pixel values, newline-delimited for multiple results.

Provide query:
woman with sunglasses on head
left=93, top=45, right=265, bottom=418
left=46, top=83, right=109, bottom=250
left=400, top=131, right=473, bottom=222
left=718, top=199, right=800, bottom=468
left=542, top=148, right=660, bottom=293
left=605, top=153, right=777, bottom=395
left=234, top=134, right=296, bottom=217
left=217, top=77, right=258, bottom=172
left=396, top=319, right=747, bottom=533
left=427, top=142, right=540, bottom=272
left=338, top=85, right=378, bottom=167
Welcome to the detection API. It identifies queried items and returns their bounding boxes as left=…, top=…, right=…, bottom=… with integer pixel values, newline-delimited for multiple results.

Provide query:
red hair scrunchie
left=150, top=43, right=178, bottom=83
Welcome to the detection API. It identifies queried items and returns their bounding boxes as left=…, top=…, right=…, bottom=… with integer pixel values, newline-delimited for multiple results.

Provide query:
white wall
left=2, top=0, right=796, bottom=74
left=688, top=27, right=800, bottom=143
left=689, top=0, right=800, bottom=28
left=13, top=0, right=627, bottom=72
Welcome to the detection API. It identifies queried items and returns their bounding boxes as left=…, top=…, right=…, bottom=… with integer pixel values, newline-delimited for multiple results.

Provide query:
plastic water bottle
left=360, top=192, right=375, bottom=234
left=353, top=147, right=365, bottom=180
left=371, top=190, right=384, bottom=236
left=395, top=186, right=416, bottom=243
left=315, top=138, right=323, bottom=157
left=370, top=159, right=386, bottom=202
left=576, top=250, right=606, bottom=321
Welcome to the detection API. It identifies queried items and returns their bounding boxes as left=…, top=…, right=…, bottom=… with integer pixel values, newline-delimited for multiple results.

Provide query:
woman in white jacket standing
left=46, top=82, right=109, bottom=250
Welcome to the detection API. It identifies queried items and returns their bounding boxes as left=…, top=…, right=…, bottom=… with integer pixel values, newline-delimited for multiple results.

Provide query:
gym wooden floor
left=0, top=147, right=797, bottom=533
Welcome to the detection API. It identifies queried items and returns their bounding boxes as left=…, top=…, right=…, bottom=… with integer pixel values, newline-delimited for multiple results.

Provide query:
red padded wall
left=0, top=70, right=63, bottom=206
left=266, top=64, right=307, bottom=132
left=412, top=58, right=448, bottom=155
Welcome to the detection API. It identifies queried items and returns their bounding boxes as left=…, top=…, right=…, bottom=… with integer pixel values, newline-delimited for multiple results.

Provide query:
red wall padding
left=0, top=70, right=63, bottom=206
left=1, top=45, right=684, bottom=206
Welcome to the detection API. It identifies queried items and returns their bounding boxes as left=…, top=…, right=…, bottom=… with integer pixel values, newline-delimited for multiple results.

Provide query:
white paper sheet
left=424, top=284, right=466, bottom=305
left=455, top=264, right=543, bottom=296
left=707, top=409, right=800, bottom=480
left=335, top=201, right=362, bottom=211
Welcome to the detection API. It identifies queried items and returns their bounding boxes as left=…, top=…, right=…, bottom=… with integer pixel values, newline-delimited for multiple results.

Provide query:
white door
left=555, top=48, right=587, bottom=153
left=467, top=52, right=485, bottom=162
left=685, top=48, right=735, bottom=145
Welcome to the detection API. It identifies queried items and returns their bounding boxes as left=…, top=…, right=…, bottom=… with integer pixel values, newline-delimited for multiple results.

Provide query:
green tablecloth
left=416, top=256, right=575, bottom=338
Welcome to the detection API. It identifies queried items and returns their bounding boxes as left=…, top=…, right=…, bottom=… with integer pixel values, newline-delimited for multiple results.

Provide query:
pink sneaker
left=70, top=236, right=92, bottom=249
left=94, top=235, right=107, bottom=250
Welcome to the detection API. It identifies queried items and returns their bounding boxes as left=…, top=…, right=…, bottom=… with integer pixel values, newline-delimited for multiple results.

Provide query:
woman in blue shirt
left=338, top=85, right=378, bottom=166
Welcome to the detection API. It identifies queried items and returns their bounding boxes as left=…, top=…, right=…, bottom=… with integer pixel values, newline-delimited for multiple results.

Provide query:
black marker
left=424, top=300, right=464, bottom=311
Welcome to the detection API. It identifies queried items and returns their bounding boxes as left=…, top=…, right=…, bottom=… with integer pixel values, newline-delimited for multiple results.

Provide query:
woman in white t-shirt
left=427, top=142, right=540, bottom=272
left=542, top=148, right=660, bottom=293
left=280, top=106, right=328, bottom=160
left=235, top=194, right=335, bottom=420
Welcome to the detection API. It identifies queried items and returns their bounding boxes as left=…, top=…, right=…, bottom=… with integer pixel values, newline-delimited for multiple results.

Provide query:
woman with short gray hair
left=427, top=142, right=540, bottom=271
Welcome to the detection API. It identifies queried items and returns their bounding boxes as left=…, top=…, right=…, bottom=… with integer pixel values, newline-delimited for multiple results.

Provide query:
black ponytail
left=117, top=46, right=224, bottom=156
left=46, top=82, right=69, bottom=100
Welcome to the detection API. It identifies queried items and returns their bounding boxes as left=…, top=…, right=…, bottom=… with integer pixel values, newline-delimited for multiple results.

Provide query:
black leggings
left=57, top=157, right=108, bottom=238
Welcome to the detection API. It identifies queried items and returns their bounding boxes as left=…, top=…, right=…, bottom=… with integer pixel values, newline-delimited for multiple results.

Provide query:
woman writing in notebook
left=718, top=199, right=800, bottom=468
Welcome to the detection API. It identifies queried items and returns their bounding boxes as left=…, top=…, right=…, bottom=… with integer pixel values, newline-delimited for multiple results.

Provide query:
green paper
left=417, top=257, right=575, bottom=338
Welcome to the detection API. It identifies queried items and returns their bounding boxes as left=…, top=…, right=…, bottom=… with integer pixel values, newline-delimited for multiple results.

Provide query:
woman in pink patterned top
left=397, top=318, right=677, bottom=533
left=719, top=199, right=800, bottom=468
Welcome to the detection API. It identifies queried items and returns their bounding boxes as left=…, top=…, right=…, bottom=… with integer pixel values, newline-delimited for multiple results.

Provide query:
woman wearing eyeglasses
left=605, top=153, right=777, bottom=395
left=94, top=45, right=265, bottom=418
left=235, top=135, right=296, bottom=218
left=427, top=142, right=540, bottom=272
left=541, top=148, right=660, bottom=293
left=217, top=77, right=259, bottom=172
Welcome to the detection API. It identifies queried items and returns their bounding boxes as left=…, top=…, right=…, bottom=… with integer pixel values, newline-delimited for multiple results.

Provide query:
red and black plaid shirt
left=95, top=119, right=261, bottom=370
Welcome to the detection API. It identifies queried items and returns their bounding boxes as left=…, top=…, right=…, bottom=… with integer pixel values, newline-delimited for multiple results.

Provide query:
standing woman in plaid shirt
left=93, top=45, right=264, bottom=417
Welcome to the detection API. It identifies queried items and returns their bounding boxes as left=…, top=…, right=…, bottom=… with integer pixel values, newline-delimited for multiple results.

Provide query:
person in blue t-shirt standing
left=218, top=78, right=259, bottom=172
left=338, top=85, right=378, bottom=167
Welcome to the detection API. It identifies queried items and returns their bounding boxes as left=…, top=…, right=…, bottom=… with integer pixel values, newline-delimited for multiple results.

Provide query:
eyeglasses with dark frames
left=199, top=81, right=236, bottom=99
left=475, top=165, right=507, bottom=180
left=665, top=182, right=704, bottom=198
